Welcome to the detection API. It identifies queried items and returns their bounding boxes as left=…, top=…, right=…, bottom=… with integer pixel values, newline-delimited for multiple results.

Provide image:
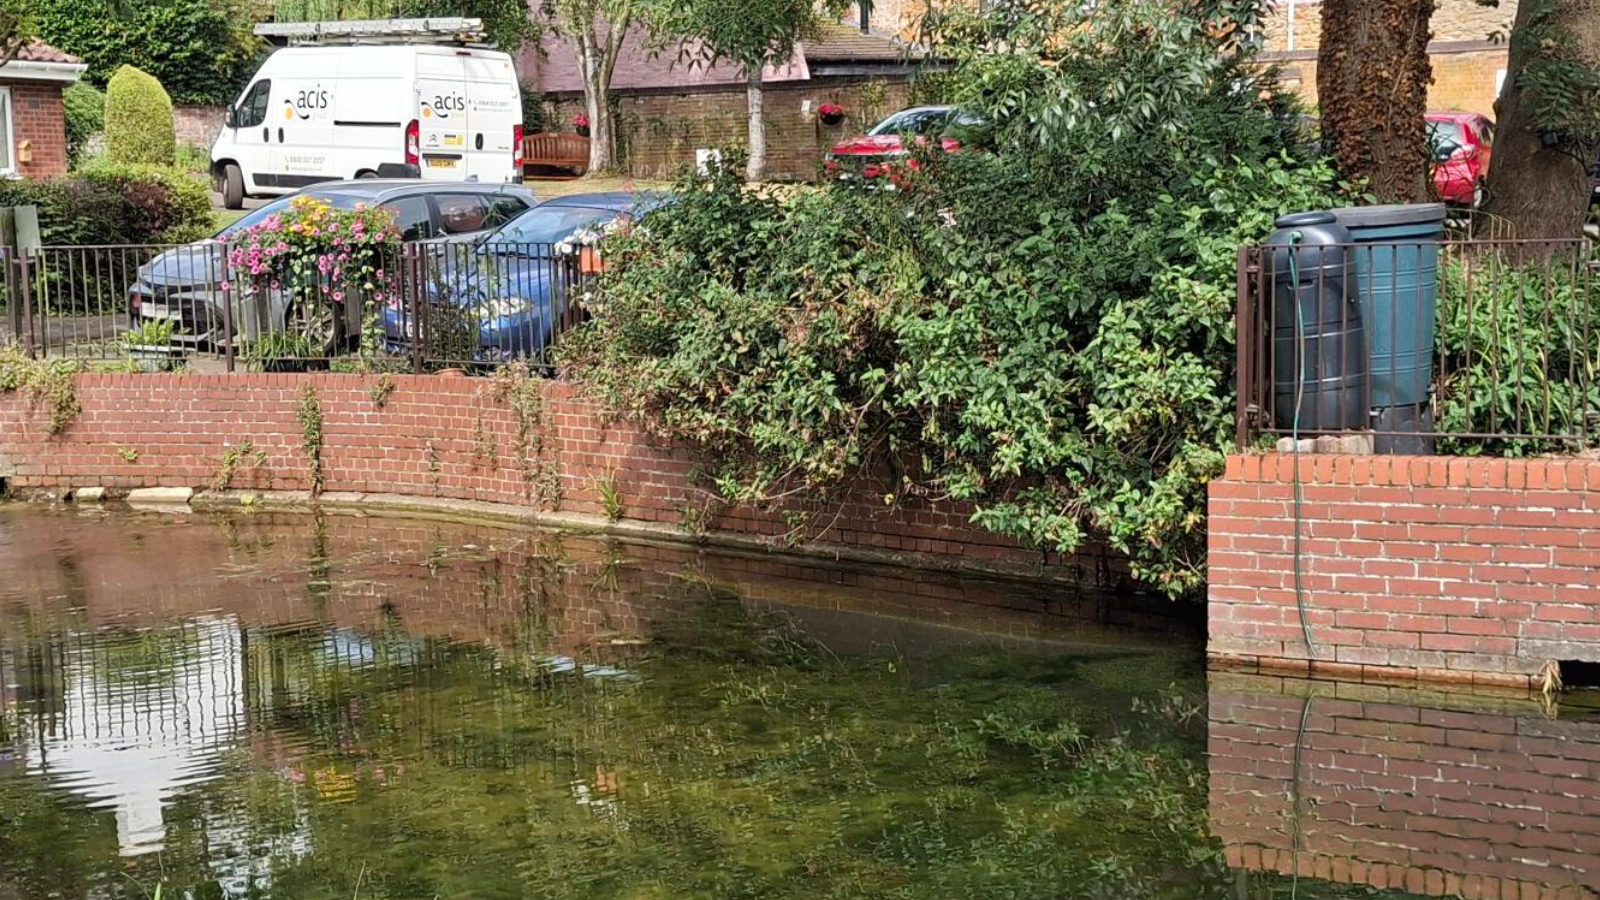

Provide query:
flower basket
left=819, top=103, right=845, bottom=126
left=574, top=113, right=591, bottom=137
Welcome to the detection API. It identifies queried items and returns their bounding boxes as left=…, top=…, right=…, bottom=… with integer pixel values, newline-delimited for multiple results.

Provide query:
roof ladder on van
left=254, top=18, right=490, bottom=47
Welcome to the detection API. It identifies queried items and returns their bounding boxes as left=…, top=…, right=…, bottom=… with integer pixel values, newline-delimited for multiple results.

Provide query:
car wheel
left=221, top=164, right=245, bottom=210
left=287, top=299, right=345, bottom=360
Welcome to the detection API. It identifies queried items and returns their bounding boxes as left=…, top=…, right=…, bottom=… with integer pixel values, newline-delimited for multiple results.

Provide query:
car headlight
left=483, top=297, right=531, bottom=318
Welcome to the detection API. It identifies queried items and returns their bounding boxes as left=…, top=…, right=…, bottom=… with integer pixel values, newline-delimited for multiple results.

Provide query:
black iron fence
left=0, top=240, right=594, bottom=374
left=1237, top=238, right=1600, bottom=454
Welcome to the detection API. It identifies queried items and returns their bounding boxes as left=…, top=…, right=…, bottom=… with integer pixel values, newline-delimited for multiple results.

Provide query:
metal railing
left=1237, top=238, right=1600, bottom=455
left=1, top=239, right=593, bottom=374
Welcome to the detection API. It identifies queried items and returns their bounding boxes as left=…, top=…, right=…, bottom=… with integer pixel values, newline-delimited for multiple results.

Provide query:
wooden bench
left=522, top=132, right=591, bottom=180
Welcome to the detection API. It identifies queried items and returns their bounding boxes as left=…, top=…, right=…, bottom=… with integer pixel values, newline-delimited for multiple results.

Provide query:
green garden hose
left=1286, top=231, right=1317, bottom=658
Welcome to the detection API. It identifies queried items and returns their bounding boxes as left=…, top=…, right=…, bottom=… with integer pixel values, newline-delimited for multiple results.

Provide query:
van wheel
left=356, top=169, right=380, bottom=179
left=221, top=164, right=245, bottom=210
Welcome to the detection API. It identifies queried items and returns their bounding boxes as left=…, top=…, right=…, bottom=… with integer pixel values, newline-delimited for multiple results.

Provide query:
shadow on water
left=0, top=504, right=1586, bottom=900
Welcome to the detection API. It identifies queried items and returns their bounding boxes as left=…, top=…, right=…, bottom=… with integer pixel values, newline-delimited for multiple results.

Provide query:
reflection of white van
left=211, top=18, right=523, bottom=209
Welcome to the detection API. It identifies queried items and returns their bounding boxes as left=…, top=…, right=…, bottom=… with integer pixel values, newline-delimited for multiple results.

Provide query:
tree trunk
left=577, top=27, right=617, bottom=173
left=1317, top=0, right=1436, bottom=203
left=745, top=65, right=766, bottom=181
left=1477, top=0, right=1600, bottom=242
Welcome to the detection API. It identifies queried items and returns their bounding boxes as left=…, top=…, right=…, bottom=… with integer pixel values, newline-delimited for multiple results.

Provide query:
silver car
left=128, top=180, right=537, bottom=353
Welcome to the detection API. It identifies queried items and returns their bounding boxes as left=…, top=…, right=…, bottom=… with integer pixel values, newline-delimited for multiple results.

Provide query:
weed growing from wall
left=295, top=386, right=325, bottom=497
left=212, top=439, right=268, bottom=492
left=368, top=372, right=396, bottom=408
left=491, top=362, right=562, bottom=509
left=0, top=348, right=83, bottom=435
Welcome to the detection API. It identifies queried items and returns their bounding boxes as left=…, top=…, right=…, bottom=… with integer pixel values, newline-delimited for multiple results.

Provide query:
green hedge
left=35, top=0, right=264, bottom=107
left=0, top=164, right=212, bottom=246
left=105, top=66, right=176, bottom=167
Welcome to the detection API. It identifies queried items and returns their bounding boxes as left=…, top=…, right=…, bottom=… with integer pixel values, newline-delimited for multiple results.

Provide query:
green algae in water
left=0, top=508, right=1431, bottom=900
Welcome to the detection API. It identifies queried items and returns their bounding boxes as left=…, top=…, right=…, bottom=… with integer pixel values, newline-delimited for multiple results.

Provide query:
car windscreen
left=1427, top=120, right=1467, bottom=161
left=868, top=109, right=954, bottom=137
left=485, top=206, right=620, bottom=245
left=216, top=193, right=367, bottom=239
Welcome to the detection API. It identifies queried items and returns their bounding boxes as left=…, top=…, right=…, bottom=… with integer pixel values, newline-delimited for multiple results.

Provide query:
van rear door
left=415, top=51, right=471, bottom=180
left=461, top=51, right=521, bottom=184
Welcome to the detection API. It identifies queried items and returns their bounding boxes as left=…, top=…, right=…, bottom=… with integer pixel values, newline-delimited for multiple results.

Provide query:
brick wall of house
left=1209, top=672, right=1600, bottom=899
left=1208, top=453, right=1600, bottom=688
left=548, top=78, right=911, bottom=181
left=0, top=373, right=1123, bottom=582
left=4, top=80, right=69, bottom=178
left=1272, top=48, right=1508, bottom=116
left=1262, top=0, right=1515, bottom=54
left=1260, top=0, right=1512, bottom=115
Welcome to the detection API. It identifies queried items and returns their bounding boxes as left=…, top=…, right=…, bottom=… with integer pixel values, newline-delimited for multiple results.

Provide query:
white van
left=211, top=19, right=523, bottom=209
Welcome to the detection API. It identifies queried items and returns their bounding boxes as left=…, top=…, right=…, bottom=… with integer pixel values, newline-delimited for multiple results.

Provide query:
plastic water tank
left=1330, top=203, right=1447, bottom=408
left=1268, top=212, right=1368, bottom=434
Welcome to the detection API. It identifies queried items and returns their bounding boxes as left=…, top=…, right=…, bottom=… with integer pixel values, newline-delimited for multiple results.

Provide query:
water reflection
left=14, top=615, right=245, bottom=855
left=1209, top=672, right=1600, bottom=900
left=3, top=504, right=1229, bottom=900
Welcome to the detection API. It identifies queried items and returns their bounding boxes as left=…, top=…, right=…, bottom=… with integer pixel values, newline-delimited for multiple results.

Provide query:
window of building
left=0, top=87, right=15, bottom=177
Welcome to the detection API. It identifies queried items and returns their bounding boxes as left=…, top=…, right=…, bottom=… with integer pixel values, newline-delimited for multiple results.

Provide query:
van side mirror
left=224, top=107, right=238, bottom=129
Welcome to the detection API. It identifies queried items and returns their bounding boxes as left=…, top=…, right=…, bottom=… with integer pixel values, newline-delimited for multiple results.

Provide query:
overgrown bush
left=62, top=82, right=105, bottom=165
left=105, top=66, right=176, bottom=167
left=562, top=0, right=1351, bottom=598
left=36, top=0, right=264, bottom=106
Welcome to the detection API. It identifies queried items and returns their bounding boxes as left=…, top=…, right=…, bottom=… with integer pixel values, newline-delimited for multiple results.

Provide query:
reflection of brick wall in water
left=1208, top=673, right=1600, bottom=900
left=0, top=374, right=1127, bottom=584
left=0, top=511, right=1173, bottom=658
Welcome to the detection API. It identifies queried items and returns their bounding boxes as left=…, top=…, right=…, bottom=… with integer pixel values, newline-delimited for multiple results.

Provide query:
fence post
left=405, top=244, right=424, bottom=375
left=1236, top=245, right=1252, bottom=452
left=17, top=252, right=36, bottom=360
left=220, top=244, right=236, bottom=374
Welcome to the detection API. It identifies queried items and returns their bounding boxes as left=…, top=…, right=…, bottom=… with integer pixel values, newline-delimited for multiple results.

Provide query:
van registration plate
left=425, top=157, right=459, bottom=169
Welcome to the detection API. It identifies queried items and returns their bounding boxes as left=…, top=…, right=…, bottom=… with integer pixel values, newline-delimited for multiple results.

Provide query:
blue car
left=385, top=192, right=663, bottom=362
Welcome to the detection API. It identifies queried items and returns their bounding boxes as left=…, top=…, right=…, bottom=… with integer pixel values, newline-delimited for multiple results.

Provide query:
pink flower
left=220, top=280, right=231, bottom=291
left=332, top=290, right=344, bottom=303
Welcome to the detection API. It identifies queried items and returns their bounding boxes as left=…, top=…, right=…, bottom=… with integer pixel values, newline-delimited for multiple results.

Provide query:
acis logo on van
left=422, top=93, right=467, bottom=120
left=285, top=88, right=330, bottom=121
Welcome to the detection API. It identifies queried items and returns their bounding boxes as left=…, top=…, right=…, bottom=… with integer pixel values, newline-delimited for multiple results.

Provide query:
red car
left=823, top=106, right=980, bottom=180
left=1426, top=112, right=1494, bottom=207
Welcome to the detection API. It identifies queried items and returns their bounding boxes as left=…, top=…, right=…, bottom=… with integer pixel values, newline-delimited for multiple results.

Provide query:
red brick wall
left=4, top=80, right=69, bottom=178
left=0, top=373, right=1120, bottom=581
left=1209, top=453, right=1600, bottom=687
left=548, top=78, right=912, bottom=181
left=1209, top=672, right=1600, bottom=899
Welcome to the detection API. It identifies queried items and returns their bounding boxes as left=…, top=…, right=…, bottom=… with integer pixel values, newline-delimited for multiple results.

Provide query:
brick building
left=0, top=41, right=87, bottom=179
left=1260, top=0, right=1514, bottom=116
left=521, top=22, right=926, bottom=181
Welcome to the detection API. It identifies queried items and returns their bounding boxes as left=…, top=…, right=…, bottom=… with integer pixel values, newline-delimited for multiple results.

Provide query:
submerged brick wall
left=1209, top=453, right=1600, bottom=687
left=1209, top=672, right=1600, bottom=899
left=0, top=373, right=1120, bottom=581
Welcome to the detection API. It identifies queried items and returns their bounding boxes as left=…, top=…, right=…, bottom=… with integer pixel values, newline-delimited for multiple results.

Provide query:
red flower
left=819, top=103, right=844, bottom=117
left=574, top=112, right=591, bottom=128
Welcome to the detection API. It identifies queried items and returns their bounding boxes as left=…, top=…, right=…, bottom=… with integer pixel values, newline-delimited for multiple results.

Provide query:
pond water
left=0, top=505, right=1595, bottom=900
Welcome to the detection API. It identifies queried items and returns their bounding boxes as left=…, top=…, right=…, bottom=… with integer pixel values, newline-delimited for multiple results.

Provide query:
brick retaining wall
left=0, top=373, right=1118, bottom=582
left=1208, top=453, right=1600, bottom=687
left=1210, top=672, right=1600, bottom=899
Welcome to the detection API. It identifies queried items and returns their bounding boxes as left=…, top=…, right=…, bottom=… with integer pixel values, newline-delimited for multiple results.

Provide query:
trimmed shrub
left=105, top=66, right=177, bottom=167
left=62, top=82, right=105, bottom=165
